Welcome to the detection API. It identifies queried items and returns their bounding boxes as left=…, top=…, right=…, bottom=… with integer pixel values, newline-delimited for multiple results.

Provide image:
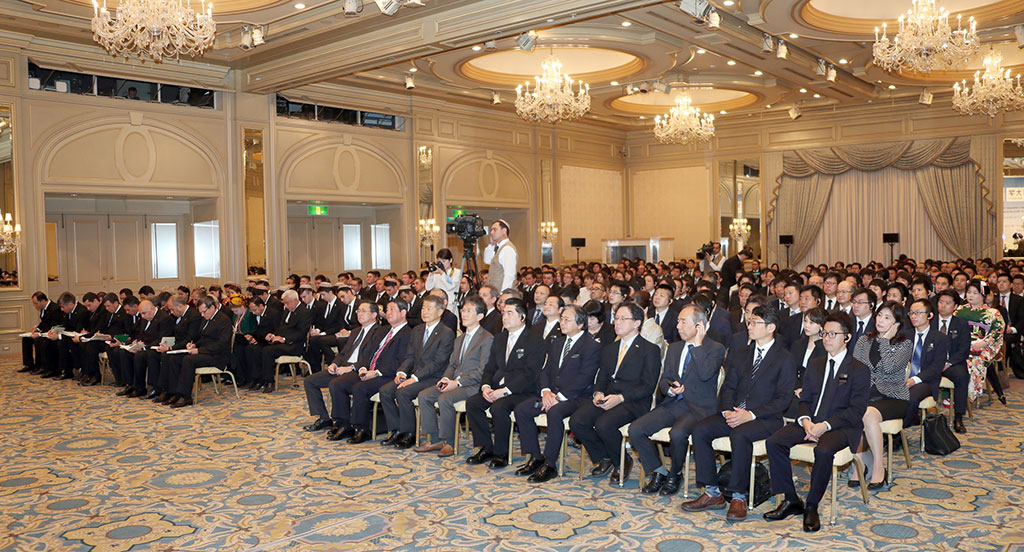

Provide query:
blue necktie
left=910, top=333, right=923, bottom=378
left=738, top=347, right=763, bottom=409
left=675, top=344, right=694, bottom=400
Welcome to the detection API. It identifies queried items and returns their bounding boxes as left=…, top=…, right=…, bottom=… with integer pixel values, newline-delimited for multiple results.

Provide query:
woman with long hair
left=955, top=279, right=1006, bottom=404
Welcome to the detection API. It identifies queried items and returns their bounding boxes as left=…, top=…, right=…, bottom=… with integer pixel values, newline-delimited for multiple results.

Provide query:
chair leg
left=558, top=431, right=567, bottom=476
left=508, top=422, right=515, bottom=465
left=192, top=374, right=201, bottom=404
left=579, top=445, right=586, bottom=481
left=454, top=412, right=462, bottom=455
left=748, top=458, right=756, bottom=505
left=920, top=408, right=927, bottom=453
left=289, top=364, right=298, bottom=386
left=415, top=406, right=421, bottom=447
left=900, top=431, right=912, bottom=468
left=830, top=465, right=838, bottom=527
left=851, top=456, right=870, bottom=504
left=224, top=371, right=240, bottom=399
left=886, top=434, right=894, bottom=487
left=683, top=443, right=692, bottom=499
left=212, top=376, right=220, bottom=396
left=371, top=402, right=378, bottom=438
left=619, top=437, right=627, bottom=488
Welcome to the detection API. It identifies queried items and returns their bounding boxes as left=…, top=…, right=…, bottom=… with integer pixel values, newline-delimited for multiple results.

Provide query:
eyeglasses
left=613, top=316, right=635, bottom=322
left=819, top=331, right=847, bottom=338
left=852, top=300, right=871, bottom=305
left=745, top=319, right=767, bottom=326
left=908, top=310, right=929, bottom=316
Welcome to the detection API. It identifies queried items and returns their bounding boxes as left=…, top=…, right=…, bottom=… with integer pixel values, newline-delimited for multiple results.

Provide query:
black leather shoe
left=848, top=465, right=867, bottom=488
left=58, top=373, right=75, bottom=380
left=802, top=505, right=821, bottom=532
left=764, top=498, right=806, bottom=521
left=247, top=381, right=261, bottom=391
left=466, top=449, right=494, bottom=465
left=590, top=459, right=614, bottom=477
left=394, top=433, right=416, bottom=449
left=609, top=454, right=633, bottom=486
left=867, top=470, right=888, bottom=490
left=160, top=395, right=177, bottom=405
left=152, top=392, right=168, bottom=403
left=116, top=387, right=132, bottom=396
left=304, top=418, right=332, bottom=432
left=381, top=432, right=402, bottom=447
left=953, top=416, right=967, bottom=434
left=127, top=388, right=146, bottom=398
left=514, top=456, right=545, bottom=476
left=641, top=472, right=667, bottom=494
left=17, top=366, right=34, bottom=373
left=261, top=384, right=274, bottom=394
left=80, top=376, right=98, bottom=386
left=528, top=464, right=558, bottom=483
left=327, top=425, right=355, bottom=441
left=659, top=474, right=682, bottom=496
left=170, top=396, right=193, bottom=408
left=29, top=368, right=45, bottom=375
left=999, top=394, right=1007, bottom=405
left=488, top=455, right=509, bottom=469
left=348, top=429, right=370, bottom=444
left=40, top=371, right=61, bottom=379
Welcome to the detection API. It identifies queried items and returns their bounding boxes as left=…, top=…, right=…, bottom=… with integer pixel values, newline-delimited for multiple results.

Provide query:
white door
left=311, top=217, right=340, bottom=277
left=287, top=218, right=312, bottom=275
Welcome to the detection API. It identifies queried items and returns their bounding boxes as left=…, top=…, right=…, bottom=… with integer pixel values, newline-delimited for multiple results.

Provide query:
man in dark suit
left=166, top=297, right=233, bottom=408
left=682, top=304, right=796, bottom=522
left=346, top=299, right=413, bottom=444
left=21, top=291, right=63, bottom=375
left=78, top=294, right=132, bottom=386
left=303, top=284, right=345, bottom=372
left=240, top=297, right=283, bottom=391
left=465, top=298, right=546, bottom=469
left=904, top=298, right=950, bottom=428
left=570, top=302, right=660, bottom=486
left=629, top=304, right=726, bottom=495
left=934, top=290, right=970, bottom=433
left=67, top=292, right=103, bottom=381
left=763, top=312, right=870, bottom=532
left=526, top=285, right=551, bottom=327
left=52, top=292, right=91, bottom=380
left=512, top=305, right=602, bottom=483
left=125, top=300, right=174, bottom=398
left=479, top=285, right=503, bottom=336
left=848, top=288, right=877, bottom=352
left=528, top=295, right=564, bottom=343
left=994, top=272, right=1024, bottom=379
left=257, top=289, right=312, bottom=393
left=415, top=296, right=494, bottom=457
left=400, top=285, right=422, bottom=328
left=378, top=295, right=456, bottom=449
left=308, top=301, right=381, bottom=437
left=717, top=247, right=752, bottom=306
left=728, top=284, right=756, bottom=334
left=106, top=296, right=142, bottom=388
left=650, top=283, right=681, bottom=343
left=360, top=271, right=381, bottom=301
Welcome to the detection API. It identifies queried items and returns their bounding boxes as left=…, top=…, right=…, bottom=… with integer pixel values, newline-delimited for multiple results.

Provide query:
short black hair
left=824, top=311, right=854, bottom=335
left=750, top=304, right=781, bottom=332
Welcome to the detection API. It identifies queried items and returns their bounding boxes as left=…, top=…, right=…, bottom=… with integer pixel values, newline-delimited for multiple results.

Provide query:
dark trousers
left=304, top=369, right=338, bottom=421
left=570, top=400, right=649, bottom=465
left=628, top=399, right=701, bottom=475
left=349, top=375, right=388, bottom=432
left=57, top=339, right=76, bottom=377
left=305, top=334, right=339, bottom=372
left=159, top=353, right=185, bottom=394
left=466, top=392, right=529, bottom=456
left=230, top=340, right=251, bottom=385
left=766, top=423, right=855, bottom=507
left=904, top=382, right=933, bottom=426
left=81, top=341, right=107, bottom=379
left=21, top=336, right=43, bottom=369
left=692, top=414, right=781, bottom=495
left=39, top=338, right=60, bottom=374
left=171, top=353, right=224, bottom=398
left=260, top=343, right=303, bottom=383
left=379, top=378, right=439, bottom=434
left=132, top=349, right=160, bottom=391
left=513, top=397, right=582, bottom=467
left=107, top=348, right=131, bottom=385
left=245, top=343, right=267, bottom=383
left=942, top=363, right=970, bottom=415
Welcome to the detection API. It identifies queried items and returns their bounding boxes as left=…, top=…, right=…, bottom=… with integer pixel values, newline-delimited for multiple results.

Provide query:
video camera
left=446, top=213, right=487, bottom=244
left=695, top=242, right=715, bottom=260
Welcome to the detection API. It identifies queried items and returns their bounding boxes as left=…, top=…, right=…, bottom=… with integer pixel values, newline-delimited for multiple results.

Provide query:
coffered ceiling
left=4, top=0, right=1024, bottom=128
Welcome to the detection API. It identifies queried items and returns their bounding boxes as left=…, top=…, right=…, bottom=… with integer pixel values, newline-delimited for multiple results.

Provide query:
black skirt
left=868, top=397, right=908, bottom=421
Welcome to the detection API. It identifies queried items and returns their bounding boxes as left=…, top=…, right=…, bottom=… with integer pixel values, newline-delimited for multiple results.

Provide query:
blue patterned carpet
left=2, top=362, right=1023, bottom=551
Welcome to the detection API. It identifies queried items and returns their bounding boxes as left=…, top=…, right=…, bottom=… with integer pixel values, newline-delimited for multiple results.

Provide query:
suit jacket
left=658, top=339, right=726, bottom=419
left=397, top=322, right=456, bottom=381
left=779, top=311, right=804, bottom=349
left=170, top=306, right=203, bottom=350
left=138, top=311, right=175, bottom=346
left=251, top=307, right=283, bottom=345
left=35, top=301, right=63, bottom=332
left=997, top=293, right=1024, bottom=334
left=797, top=353, right=870, bottom=445
left=848, top=315, right=875, bottom=353
left=442, top=328, right=494, bottom=388
left=84, top=307, right=105, bottom=334
left=101, top=307, right=133, bottom=341
left=338, top=300, right=359, bottom=331
left=728, top=305, right=745, bottom=334
left=480, top=328, right=546, bottom=394
left=440, top=309, right=458, bottom=334
left=274, top=306, right=313, bottom=346
left=62, top=304, right=90, bottom=333
left=314, top=298, right=345, bottom=335
left=935, top=315, right=969, bottom=370
left=331, top=322, right=383, bottom=366
left=539, top=332, right=601, bottom=401
left=708, top=305, right=731, bottom=341
left=195, top=315, right=232, bottom=362
left=407, top=293, right=425, bottom=328
left=718, top=342, right=796, bottom=424
left=480, top=308, right=502, bottom=337
left=908, top=328, right=949, bottom=400
left=588, top=323, right=616, bottom=347
left=650, top=306, right=681, bottom=343
left=526, top=307, right=545, bottom=328
left=790, top=335, right=827, bottom=385
left=593, top=335, right=661, bottom=405
left=357, top=324, right=412, bottom=377
left=528, top=318, right=563, bottom=344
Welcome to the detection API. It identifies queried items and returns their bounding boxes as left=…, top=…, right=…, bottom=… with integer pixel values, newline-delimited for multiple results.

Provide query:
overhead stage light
left=776, top=39, right=788, bottom=59
left=491, top=91, right=501, bottom=105
left=919, top=90, right=933, bottom=105
left=789, top=105, right=802, bottom=119
left=405, top=74, right=415, bottom=89
left=517, top=31, right=537, bottom=52
left=344, top=0, right=363, bottom=16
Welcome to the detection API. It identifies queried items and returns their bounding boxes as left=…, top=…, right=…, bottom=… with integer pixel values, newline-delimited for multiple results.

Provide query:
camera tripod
left=459, top=238, right=481, bottom=287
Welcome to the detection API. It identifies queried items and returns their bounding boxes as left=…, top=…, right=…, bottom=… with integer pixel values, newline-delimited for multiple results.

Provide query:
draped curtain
left=767, top=137, right=995, bottom=264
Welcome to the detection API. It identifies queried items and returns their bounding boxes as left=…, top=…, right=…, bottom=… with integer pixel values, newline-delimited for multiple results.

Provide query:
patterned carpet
left=2, top=361, right=1023, bottom=552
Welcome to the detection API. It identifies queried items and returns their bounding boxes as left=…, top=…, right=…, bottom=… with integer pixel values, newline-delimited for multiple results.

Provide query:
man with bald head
left=835, top=281, right=855, bottom=315
left=122, top=300, right=174, bottom=398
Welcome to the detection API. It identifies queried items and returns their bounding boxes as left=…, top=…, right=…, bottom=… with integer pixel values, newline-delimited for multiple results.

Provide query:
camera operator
left=425, top=248, right=462, bottom=316
left=484, top=219, right=518, bottom=292
left=719, top=246, right=753, bottom=305
left=698, top=242, right=724, bottom=274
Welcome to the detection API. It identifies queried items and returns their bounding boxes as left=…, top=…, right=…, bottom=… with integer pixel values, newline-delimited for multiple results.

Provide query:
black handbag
left=923, top=414, right=960, bottom=455
left=717, top=460, right=772, bottom=507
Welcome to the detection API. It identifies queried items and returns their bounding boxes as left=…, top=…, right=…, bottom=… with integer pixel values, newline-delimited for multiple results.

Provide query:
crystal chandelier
left=417, top=145, right=432, bottom=168
left=539, top=221, right=558, bottom=242
left=952, top=50, right=1024, bottom=117
left=873, top=1, right=977, bottom=74
left=417, top=218, right=439, bottom=249
left=0, top=213, right=20, bottom=254
left=729, top=218, right=751, bottom=243
left=653, top=95, right=715, bottom=145
left=1011, top=138, right=1024, bottom=148
left=514, top=53, right=590, bottom=124
left=91, top=0, right=216, bottom=63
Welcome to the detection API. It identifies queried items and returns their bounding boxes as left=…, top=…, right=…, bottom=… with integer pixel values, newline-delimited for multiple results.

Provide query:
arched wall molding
left=441, top=150, right=532, bottom=207
left=277, top=134, right=407, bottom=200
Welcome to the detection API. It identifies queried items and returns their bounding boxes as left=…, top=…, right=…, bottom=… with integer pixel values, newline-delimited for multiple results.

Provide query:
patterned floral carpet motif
left=2, top=362, right=1023, bottom=551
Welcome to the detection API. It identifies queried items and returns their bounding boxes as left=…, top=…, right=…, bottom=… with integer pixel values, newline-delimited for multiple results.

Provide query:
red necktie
left=368, top=329, right=395, bottom=372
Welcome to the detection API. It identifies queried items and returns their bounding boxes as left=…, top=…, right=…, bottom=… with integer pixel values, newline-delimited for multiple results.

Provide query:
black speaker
left=883, top=233, right=900, bottom=244
left=778, top=235, right=794, bottom=245
left=571, top=238, right=586, bottom=248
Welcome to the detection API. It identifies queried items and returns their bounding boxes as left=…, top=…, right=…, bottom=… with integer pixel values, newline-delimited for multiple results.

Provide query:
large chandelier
left=952, top=50, right=1024, bottom=117
left=514, top=53, right=590, bottom=124
left=653, top=95, right=715, bottom=145
left=0, top=213, right=20, bottom=254
left=91, top=0, right=216, bottom=63
left=872, top=0, right=977, bottom=74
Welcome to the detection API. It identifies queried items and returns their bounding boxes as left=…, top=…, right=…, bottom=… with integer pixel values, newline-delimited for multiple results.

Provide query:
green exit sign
left=451, top=208, right=466, bottom=218
left=308, top=205, right=328, bottom=216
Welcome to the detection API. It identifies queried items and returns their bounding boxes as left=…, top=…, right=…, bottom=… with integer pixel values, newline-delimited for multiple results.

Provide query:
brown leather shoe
left=726, top=498, right=748, bottom=522
left=414, top=442, right=444, bottom=453
left=437, top=444, right=455, bottom=457
left=681, top=493, right=728, bottom=512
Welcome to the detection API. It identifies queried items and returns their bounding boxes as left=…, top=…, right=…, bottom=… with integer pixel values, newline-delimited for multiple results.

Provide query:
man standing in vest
left=484, top=219, right=518, bottom=292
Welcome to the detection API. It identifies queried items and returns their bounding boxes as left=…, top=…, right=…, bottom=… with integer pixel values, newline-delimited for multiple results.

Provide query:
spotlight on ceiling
left=251, top=26, right=265, bottom=46
left=919, top=90, right=933, bottom=105
left=344, top=0, right=363, bottom=16
left=788, top=105, right=802, bottom=120
left=484, top=40, right=497, bottom=51
left=652, top=81, right=670, bottom=94
left=517, top=31, right=537, bottom=52
left=405, top=74, right=415, bottom=89
left=776, top=39, right=788, bottom=59
left=239, top=25, right=265, bottom=50
left=374, top=0, right=401, bottom=15
left=491, top=90, right=501, bottom=105
left=816, top=58, right=826, bottom=76
left=706, top=8, right=720, bottom=28
left=761, top=33, right=773, bottom=53
left=826, top=66, right=837, bottom=83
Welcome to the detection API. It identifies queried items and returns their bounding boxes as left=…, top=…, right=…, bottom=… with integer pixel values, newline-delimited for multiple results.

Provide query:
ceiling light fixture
left=873, top=1, right=978, bottom=73
left=761, top=33, right=773, bottom=53
left=799, top=88, right=807, bottom=93
left=91, top=0, right=215, bottom=62
left=727, top=60, right=736, bottom=66
left=294, top=3, right=305, bottom=8
left=813, top=93, right=821, bottom=98
left=789, top=105, right=802, bottom=119
left=491, top=91, right=501, bottom=105
left=838, top=58, right=848, bottom=64
left=610, top=81, right=619, bottom=86
left=953, top=49, right=1024, bottom=117
left=484, top=40, right=497, bottom=51
left=696, top=48, right=706, bottom=54
left=514, top=53, right=590, bottom=123
left=621, top=21, right=632, bottom=27
left=754, top=70, right=763, bottom=76
left=653, top=94, right=715, bottom=144
left=706, top=9, right=720, bottom=29
left=888, top=84, right=896, bottom=89
left=471, top=45, right=481, bottom=51
left=826, top=66, right=837, bottom=83
left=517, top=30, right=537, bottom=52
left=776, top=39, right=788, bottom=59
left=816, top=59, right=826, bottom=76
left=919, top=90, right=933, bottom=105
left=723, top=0, right=734, bottom=5
left=344, top=0, right=363, bottom=16
left=408, top=66, right=417, bottom=72
left=405, top=74, right=415, bottom=89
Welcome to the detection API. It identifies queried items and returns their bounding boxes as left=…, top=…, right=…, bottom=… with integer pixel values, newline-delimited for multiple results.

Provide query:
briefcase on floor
left=717, top=460, right=772, bottom=507
left=924, top=414, right=960, bottom=455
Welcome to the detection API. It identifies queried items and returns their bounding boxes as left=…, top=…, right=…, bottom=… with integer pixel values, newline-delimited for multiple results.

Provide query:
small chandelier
left=417, top=146, right=432, bottom=168
left=952, top=50, right=1024, bottom=117
left=417, top=218, right=439, bottom=249
left=0, top=213, right=20, bottom=254
left=539, top=221, right=558, bottom=242
left=872, top=1, right=977, bottom=74
left=91, top=0, right=216, bottom=63
left=729, top=218, right=751, bottom=243
left=1011, top=138, right=1024, bottom=148
left=514, top=53, right=590, bottom=124
left=653, top=95, right=715, bottom=145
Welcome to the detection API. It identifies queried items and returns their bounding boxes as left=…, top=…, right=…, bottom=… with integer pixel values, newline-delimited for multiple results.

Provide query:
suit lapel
left=818, top=355, right=848, bottom=415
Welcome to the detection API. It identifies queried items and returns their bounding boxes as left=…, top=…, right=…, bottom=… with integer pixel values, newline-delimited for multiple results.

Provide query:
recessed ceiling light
left=719, top=110, right=727, bottom=114
left=546, top=18, right=554, bottom=23
left=723, top=0, right=735, bottom=5
left=639, top=115, right=646, bottom=119
left=888, top=84, right=896, bottom=89
left=766, top=104, right=772, bottom=108
left=409, top=67, right=417, bottom=72
left=610, top=81, right=619, bottom=85
left=813, top=93, right=821, bottom=98
left=696, top=48, right=706, bottom=54
left=753, top=70, right=763, bottom=75
left=839, top=58, right=848, bottom=64
left=799, top=88, right=807, bottom=93
left=294, top=3, right=305, bottom=8
left=621, top=21, right=632, bottom=27
left=727, top=60, right=736, bottom=65
left=471, top=45, right=481, bottom=51
left=789, top=33, right=798, bottom=38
